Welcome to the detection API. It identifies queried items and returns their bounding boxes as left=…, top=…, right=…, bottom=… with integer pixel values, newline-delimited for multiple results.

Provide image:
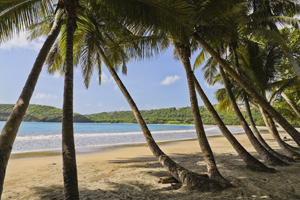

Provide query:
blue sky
left=0, top=33, right=222, bottom=114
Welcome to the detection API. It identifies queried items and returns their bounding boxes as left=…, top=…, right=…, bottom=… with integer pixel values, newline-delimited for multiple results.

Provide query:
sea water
left=0, top=122, right=244, bottom=154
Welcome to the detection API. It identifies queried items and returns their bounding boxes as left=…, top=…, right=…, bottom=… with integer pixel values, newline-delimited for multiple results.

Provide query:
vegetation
left=0, top=103, right=284, bottom=126
left=0, top=104, right=90, bottom=122
left=1, top=0, right=300, bottom=198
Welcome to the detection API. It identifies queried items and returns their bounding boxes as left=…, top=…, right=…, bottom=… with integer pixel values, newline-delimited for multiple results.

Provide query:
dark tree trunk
left=259, top=106, right=300, bottom=159
left=219, top=66, right=287, bottom=166
left=281, top=92, right=300, bottom=119
left=0, top=14, right=62, bottom=197
left=62, top=2, right=79, bottom=199
left=96, top=46, right=222, bottom=191
left=194, top=34, right=300, bottom=147
left=174, top=42, right=231, bottom=188
left=193, top=74, right=274, bottom=172
left=244, top=97, right=295, bottom=163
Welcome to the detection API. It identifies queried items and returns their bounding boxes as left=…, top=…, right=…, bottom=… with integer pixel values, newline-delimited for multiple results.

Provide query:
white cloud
left=160, top=75, right=180, bottom=85
left=86, top=103, right=91, bottom=106
left=34, top=93, right=58, bottom=101
left=204, top=81, right=223, bottom=89
left=0, top=32, right=45, bottom=51
left=52, top=72, right=62, bottom=79
left=145, top=104, right=157, bottom=110
left=114, top=85, right=118, bottom=90
left=101, top=72, right=114, bottom=83
left=97, top=103, right=103, bottom=108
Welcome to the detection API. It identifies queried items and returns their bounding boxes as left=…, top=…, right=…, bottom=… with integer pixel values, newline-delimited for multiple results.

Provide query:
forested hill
left=85, top=106, right=266, bottom=126
left=0, top=104, right=91, bottom=122
left=0, top=103, right=297, bottom=127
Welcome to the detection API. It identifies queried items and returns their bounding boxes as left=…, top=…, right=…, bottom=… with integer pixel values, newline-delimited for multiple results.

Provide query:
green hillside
left=0, top=104, right=91, bottom=122
left=85, top=106, right=266, bottom=126
left=0, top=103, right=297, bottom=127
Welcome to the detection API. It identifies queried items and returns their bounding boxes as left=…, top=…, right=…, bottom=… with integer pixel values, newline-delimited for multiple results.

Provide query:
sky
left=0, top=33, right=222, bottom=115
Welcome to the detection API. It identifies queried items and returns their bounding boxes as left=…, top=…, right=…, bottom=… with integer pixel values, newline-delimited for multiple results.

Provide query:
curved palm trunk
left=0, top=15, right=62, bottom=197
left=96, top=46, right=222, bottom=191
left=219, top=66, right=288, bottom=166
left=62, top=3, right=79, bottom=199
left=174, top=42, right=231, bottom=188
left=281, top=92, right=300, bottom=119
left=194, top=34, right=300, bottom=147
left=244, top=97, right=295, bottom=163
left=193, top=74, right=274, bottom=172
left=259, top=106, right=300, bottom=159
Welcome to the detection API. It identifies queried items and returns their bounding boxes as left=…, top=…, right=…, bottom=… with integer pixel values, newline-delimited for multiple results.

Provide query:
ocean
left=0, top=122, right=244, bottom=154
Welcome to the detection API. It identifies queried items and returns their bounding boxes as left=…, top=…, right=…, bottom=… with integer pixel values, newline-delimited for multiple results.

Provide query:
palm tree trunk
left=259, top=106, right=300, bottom=159
left=174, top=42, right=231, bottom=188
left=244, top=97, right=295, bottom=163
left=193, top=74, right=274, bottom=172
left=0, top=14, right=62, bottom=197
left=281, top=92, right=300, bottom=119
left=62, top=2, right=79, bottom=199
left=193, top=34, right=300, bottom=147
left=219, top=66, right=288, bottom=166
left=96, top=46, right=222, bottom=191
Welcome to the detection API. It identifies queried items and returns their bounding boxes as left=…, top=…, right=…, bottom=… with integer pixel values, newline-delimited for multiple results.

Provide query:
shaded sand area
left=3, top=128, right=300, bottom=199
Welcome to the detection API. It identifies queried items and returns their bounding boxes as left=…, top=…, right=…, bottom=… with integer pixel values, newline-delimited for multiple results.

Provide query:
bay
left=0, top=122, right=244, bottom=154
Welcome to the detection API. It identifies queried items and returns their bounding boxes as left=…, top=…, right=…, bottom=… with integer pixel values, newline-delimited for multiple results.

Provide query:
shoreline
left=9, top=125, right=289, bottom=160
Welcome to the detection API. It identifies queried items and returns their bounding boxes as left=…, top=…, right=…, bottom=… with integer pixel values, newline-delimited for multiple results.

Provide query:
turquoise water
left=0, top=122, right=244, bottom=154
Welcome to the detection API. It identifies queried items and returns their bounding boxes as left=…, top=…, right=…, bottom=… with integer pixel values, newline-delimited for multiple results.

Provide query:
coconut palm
left=173, top=41, right=231, bottom=188
left=44, top=0, right=225, bottom=191
left=0, top=1, right=61, bottom=196
left=192, top=73, right=275, bottom=171
left=191, top=45, right=293, bottom=168
left=192, top=0, right=300, bottom=147
left=254, top=0, right=300, bottom=79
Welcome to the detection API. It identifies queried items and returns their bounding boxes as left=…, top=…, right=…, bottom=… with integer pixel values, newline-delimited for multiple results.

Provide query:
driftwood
left=158, top=177, right=180, bottom=184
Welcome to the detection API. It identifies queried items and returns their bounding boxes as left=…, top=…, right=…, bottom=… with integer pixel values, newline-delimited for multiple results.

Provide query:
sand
left=3, top=127, right=300, bottom=199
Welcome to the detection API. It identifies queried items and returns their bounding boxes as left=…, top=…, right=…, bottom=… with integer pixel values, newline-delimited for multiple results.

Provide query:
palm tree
left=191, top=43, right=293, bottom=167
left=255, top=0, right=300, bottom=79
left=192, top=73, right=274, bottom=171
left=192, top=0, right=300, bottom=147
left=54, top=1, right=83, bottom=198
left=232, top=39, right=300, bottom=158
left=193, top=34, right=300, bottom=147
left=0, top=3, right=61, bottom=196
left=174, top=42, right=231, bottom=188
left=45, top=0, right=225, bottom=191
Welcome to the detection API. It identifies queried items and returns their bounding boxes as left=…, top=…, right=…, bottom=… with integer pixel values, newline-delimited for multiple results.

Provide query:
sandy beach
left=3, top=127, right=300, bottom=199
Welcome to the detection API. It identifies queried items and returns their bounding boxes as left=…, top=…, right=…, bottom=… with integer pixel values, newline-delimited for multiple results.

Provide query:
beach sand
left=3, top=128, right=300, bottom=199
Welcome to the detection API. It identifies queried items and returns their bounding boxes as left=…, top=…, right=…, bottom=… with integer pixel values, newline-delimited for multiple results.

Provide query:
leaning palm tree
left=191, top=44, right=292, bottom=168
left=0, top=1, right=60, bottom=197
left=192, top=0, right=300, bottom=147
left=174, top=41, right=231, bottom=188
left=45, top=0, right=225, bottom=191
left=192, top=73, right=275, bottom=171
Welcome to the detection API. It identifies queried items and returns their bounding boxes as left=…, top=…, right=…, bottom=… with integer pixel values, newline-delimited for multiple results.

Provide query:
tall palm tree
left=45, top=0, right=224, bottom=191
left=233, top=39, right=300, bottom=158
left=192, top=0, right=300, bottom=146
left=54, top=0, right=84, bottom=198
left=193, top=34, right=300, bottom=147
left=192, top=74, right=275, bottom=171
left=174, top=42, right=231, bottom=188
left=0, top=3, right=61, bottom=197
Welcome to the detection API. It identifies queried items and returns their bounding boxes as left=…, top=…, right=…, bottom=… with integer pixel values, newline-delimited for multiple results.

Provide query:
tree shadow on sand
left=29, top=150, right=300, bottom=200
